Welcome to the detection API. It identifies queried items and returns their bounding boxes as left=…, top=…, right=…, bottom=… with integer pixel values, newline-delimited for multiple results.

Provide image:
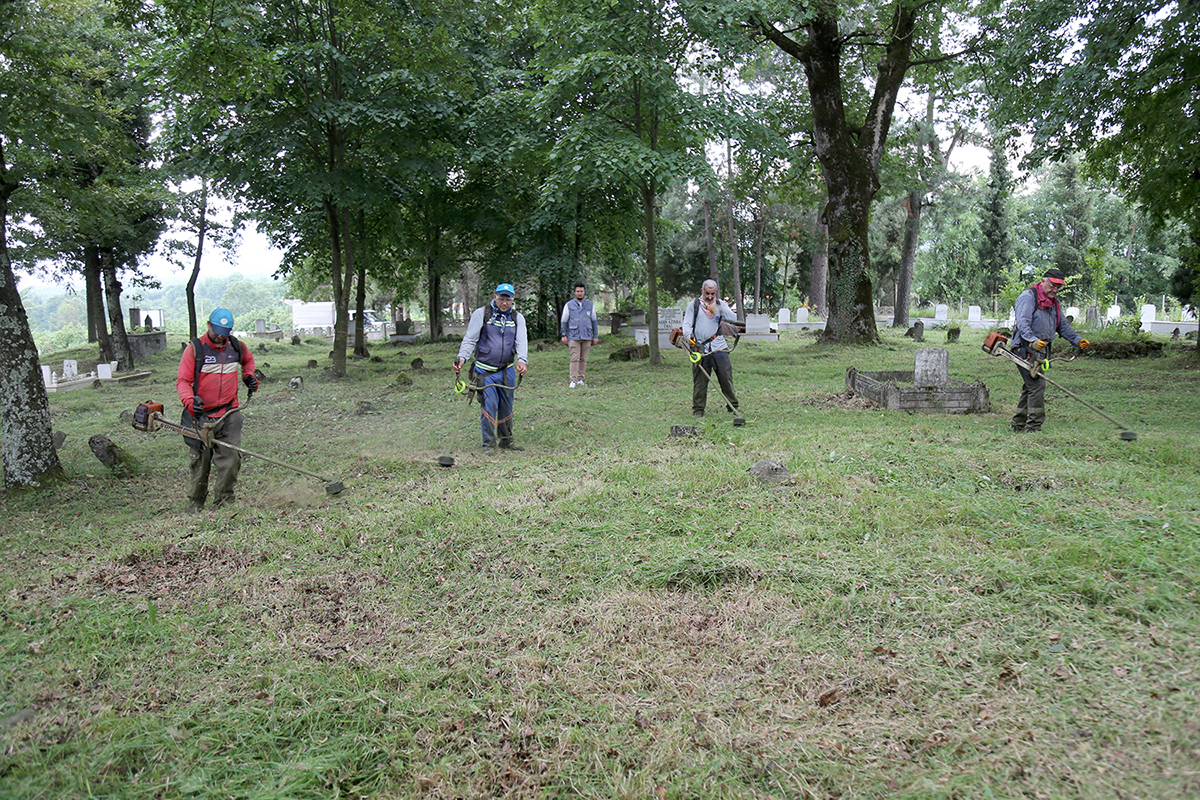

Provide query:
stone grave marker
left=1106, top=304, right=1121, bottom=322
left=1085, top=306, right=1100, bottom=327
left=967, top=305, right=982, bottom=325
left=1140, top=304, right=1156, bottom=331
left=934, top=304, right=949, bottom=322
left=1065, top=306, right=1080, bottom=322
left=745, top=313, right=771, bottom=334
left=658, top=307, right=683, bottom=330
left=778, top=307, right=791, bottom=325
left=41, top=365, right=53, bottom=387
left=256, top=318, right=267, bottom=333
left=97, top=363, right=113, bottom=380
left=797, top=307, right=809, bottom=324
left=914, top=348, right=949, bottom=387
left=63, top=359, right=78, bottom=379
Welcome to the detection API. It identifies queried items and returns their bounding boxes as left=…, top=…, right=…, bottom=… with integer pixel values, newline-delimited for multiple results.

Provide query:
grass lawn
left=2, top=327, right=1198, bottom=799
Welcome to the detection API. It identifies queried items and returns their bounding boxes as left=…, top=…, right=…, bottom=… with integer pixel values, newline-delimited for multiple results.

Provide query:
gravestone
left=1085, top=306, right=1101, bottom=327
left=914, top=348, right=949, bottom=387
left=97, top=363, right=113, bottom=380
left=255, top=318, right=267, bottom=333
left=63, top=360, right=78, bottom=379
left=1065, top=306, right=1080, bottom=322
left=658, top=307, right=683, bottom=330
left=934, top=304, right=949, bottom=323
left=1106, top=304, right=1121, bottom=322
left=745, top=313, right=771, bottom=334
left=41, top=366, right=53, bottom=387
left=1140, top=304, right=1156, bottom=332
left=1184, top=305, right=1197, bottom=321
left=778, top=307, right=791, bottom=325
left=797, top=307, right=810, bottom=324
left=967, top=306, right=982, bottom=325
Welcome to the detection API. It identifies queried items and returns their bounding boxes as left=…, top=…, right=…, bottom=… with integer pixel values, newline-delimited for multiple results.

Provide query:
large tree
left=0, top=0, right=131, bottom=487
left=534, top=0, right=712, bottom=365
left=731, top=1, right=929, bottom=343
left=990, top=0, right=1199, bottom=333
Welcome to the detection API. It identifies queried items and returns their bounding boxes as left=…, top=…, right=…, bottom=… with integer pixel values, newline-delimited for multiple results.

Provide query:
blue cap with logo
left=208, top=308, right=234, bottom=335
left=495, top=283, right=515, bottom=297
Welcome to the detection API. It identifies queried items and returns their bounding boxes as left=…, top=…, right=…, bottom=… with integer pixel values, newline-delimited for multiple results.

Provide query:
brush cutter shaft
left=152, top=413, right=334, bottom=483
left=985, top=343, right=1135, bottom=432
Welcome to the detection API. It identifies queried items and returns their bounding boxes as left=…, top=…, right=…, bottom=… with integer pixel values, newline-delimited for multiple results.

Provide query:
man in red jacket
left=176, top=308, right=257, bottom=512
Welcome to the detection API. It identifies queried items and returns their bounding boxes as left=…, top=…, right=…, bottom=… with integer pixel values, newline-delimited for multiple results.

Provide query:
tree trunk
left=101, top=250, right=133, bottom=370
left=726, top=143, right=743, bottom=321
left=0, top=185, right=64, bottom=488
left=893, top=190, right=921, bottom=328
left=810, top=216, right=828, bottom=316
left=323, top=198, right=349, bottom=377
left=353, top=216, right=368, bottom=358
left=753, top=207, right=764, bottom=315
left=424, top=221, right=443, bottom=343
left=642, top=179, right=661, bottom=366
left=703, top=192, right=718, bottom=282
left=84, top=246, right=112, bottom=358
left=187, top=183, right=208, bottom=341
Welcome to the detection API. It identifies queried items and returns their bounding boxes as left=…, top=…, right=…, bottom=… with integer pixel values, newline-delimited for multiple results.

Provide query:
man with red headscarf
left=1010, top=268, right=1089, bottom=432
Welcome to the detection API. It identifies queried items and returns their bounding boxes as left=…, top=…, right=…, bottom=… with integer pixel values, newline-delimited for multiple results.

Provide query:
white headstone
left=935, top=304, right=949, bottom=322
left=634, top=328, right=649, bottom=345
left=63, top=359, right=78, bottom=379
left=255, top=318, right=267, bottom=333
left=778, top=307, right=791, bottom=324
left=1106, top=304, right=1121, bottom=322
left=658, top=307, right=683, bottom=330
left=109, top=361, right=118, bottom=374
left=1065, top=306, right=1080, bottom=321
left=797, top=307, right=810, bottom=324
left=914, top=348, right=949, bottom=387
left=97, top=363, right=113, bottom=379
left=1140, top=304, right=1156, bottom=331
left=1006, top=309, right=1016, bottom=329
left=967, top=305, right=982, bottom=323
left=41, top=365, right=53, bottom=387
left=745, top=313, right=771, bottom=334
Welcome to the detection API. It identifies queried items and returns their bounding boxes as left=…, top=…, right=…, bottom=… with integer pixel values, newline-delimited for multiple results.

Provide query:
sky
left=18, top=223, right=287, bottom=294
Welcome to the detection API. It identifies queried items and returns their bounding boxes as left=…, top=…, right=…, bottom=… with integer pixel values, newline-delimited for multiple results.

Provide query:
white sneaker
left=577, top=381, right=587, bottom=387
left=569, top=381, right=577, bottom=388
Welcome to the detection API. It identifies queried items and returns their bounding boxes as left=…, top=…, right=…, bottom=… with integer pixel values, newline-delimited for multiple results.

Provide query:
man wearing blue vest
left=560, top=282, right=599, bottom=388
left=176, top=308, right=258, bottom=512
left=454, top=283, right=530, bottom=451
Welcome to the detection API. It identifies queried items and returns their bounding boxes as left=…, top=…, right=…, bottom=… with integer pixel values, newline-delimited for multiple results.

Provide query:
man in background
left=560, top=282, right=599, bottom=388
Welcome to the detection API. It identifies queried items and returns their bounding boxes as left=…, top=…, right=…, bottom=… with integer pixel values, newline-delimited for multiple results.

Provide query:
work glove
left=243, top=373, right=258, bottom=394
left=1078, top=339, right=1089, bottom=350
left=1031, top=339, right=1048, bottom=352
left=191, top=395, right=205, bottom=414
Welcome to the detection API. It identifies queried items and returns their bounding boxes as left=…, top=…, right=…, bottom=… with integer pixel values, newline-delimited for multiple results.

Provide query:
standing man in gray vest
left=560, top=282, right=599, bottom=388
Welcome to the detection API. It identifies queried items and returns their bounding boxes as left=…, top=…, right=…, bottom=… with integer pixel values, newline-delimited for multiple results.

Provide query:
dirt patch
left=802, top=391, right=879, bottom=410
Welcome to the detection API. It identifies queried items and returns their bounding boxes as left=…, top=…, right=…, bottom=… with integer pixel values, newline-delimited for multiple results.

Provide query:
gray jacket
left=1014, top=287, right=1081, bottom=355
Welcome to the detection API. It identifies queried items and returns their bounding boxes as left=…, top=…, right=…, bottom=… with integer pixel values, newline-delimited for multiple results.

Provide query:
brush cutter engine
left=133, top=401, right=165, bottom=432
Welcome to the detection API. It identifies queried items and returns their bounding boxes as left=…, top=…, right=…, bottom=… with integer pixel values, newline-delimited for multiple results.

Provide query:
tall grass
left=3, top=330, right=1198, bottom=798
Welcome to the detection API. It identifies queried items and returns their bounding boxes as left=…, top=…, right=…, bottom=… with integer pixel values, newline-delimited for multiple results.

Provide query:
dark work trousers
left=186, top=409, right=243, bottom=510
left=692, top=350, right=739, bottom=415
left=1011, top=363, right=1047, bottom=432
left=476, top=365, right=516, bottom=448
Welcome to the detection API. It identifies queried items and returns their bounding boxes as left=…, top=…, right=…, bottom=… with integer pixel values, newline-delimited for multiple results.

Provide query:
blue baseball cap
left=208, top=308, right=234, bottom=335
left=495, top=283, right=515, bottom=297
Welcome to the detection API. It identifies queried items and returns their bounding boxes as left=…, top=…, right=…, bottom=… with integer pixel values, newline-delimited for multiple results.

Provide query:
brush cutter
left=437, top=365, right=524, bottom=467
left=980, top=333, right=1137, bottom=440
left=132, top=402, right=346, bottom=493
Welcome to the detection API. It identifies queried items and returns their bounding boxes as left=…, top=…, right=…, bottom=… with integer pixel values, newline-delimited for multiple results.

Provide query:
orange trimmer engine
left=981, top=331, right=1009, bottom=355
left=132, top=401, right=165, bottom=432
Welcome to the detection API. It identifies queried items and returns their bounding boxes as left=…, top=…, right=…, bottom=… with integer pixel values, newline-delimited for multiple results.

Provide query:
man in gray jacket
left=682, top=279, right=739, bottom=418
left=1011, top=268, right=1089, bottom=432
left=560, top=283, right=599, bottom=387
left=453, top=283, right=529, bottom=451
